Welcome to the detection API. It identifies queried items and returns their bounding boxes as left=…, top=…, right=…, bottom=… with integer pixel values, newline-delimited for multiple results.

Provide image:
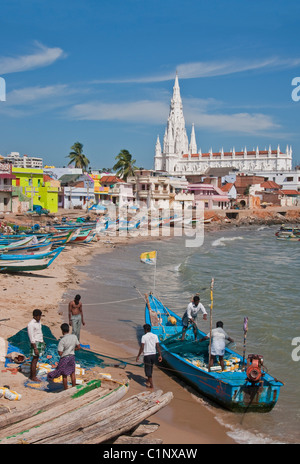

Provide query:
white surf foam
left=212, top=236, right=244, bottom=247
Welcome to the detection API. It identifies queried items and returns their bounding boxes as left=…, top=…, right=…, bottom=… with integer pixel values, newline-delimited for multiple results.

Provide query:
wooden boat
left=0, top=380, right=172, bottom=444
left=144, top=294, right=283, bottom=413
left=0, top=241, right=53, bottom=256
left=275, top=226, right=300, bottom=241
left=0, top=247, right=59, bottom=261
left=0, top=246, right=64, bottom=272
left=70, top=228, right=95, bottom=243
left=0, top=236, right=34, bottom=251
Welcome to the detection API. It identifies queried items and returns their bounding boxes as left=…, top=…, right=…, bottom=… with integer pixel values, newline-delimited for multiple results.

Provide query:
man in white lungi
left=200, top=321, right=234, bottom=371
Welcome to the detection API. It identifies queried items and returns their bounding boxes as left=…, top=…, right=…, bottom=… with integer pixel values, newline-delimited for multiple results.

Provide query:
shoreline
left=1, top=206, right=299, bottom=444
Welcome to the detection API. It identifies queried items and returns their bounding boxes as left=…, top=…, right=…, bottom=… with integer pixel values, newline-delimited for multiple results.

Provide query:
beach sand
left=0, top=226, right=235, bottom=444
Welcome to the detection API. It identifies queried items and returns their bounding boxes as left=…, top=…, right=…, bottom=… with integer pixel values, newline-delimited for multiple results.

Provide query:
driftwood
left=0, top=380, right=113, bottom=430
left=131, top=423, right=160, bottom=436
left=0, top=382, right=128, bottom=440
left=0, top=389, right=173, bottom=444
left=112, top=422, right=161, bottom=444
left=114, top=436, right=163, bottom=444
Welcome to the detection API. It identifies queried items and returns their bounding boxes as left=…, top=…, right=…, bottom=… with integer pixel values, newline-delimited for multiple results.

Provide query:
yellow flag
left=140, top=251, right=157, bottom=265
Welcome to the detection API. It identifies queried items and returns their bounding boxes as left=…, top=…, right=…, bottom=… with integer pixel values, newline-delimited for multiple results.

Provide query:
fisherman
left=199, top=321, right=234, bottom=371
left=181, top=295, right=207, bottom=341
left=47, top=323, right=81, bottom=390
left=136, top=323, right=162, bottom=389
left=27, top=309, right=46, bottom=382
left=68, top=294, right=85, bottom=341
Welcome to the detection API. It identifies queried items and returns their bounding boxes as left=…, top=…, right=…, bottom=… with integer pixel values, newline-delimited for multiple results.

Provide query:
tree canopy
left=113, top=149, right=137, bottom=181
left=67, top=142, right=90, bottom=170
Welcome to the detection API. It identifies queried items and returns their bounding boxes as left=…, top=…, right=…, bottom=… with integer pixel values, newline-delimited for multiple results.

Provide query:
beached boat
left=275, top=226, right=300, bottom=241
left=0, top=380, right=172, bottom=444
left=69, top=227, right=96, bottom=243
left=0, top=246, right=64, bottom=272
left=144, top=294, right=283, bottom=412
left=0, top=247, right=59, bottom=261
left=0, top=236, right=34, bottom=251
left=0, top=241, right=53, bottom=256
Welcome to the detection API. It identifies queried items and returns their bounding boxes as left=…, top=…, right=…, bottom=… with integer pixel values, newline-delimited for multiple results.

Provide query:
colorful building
left=12, top=167, right=59, bottom=213
left=0, top=162, right=16, bottom=212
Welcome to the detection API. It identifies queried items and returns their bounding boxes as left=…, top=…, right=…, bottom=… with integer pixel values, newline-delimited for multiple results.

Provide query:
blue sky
left=1, top=0, right=300, bottom=169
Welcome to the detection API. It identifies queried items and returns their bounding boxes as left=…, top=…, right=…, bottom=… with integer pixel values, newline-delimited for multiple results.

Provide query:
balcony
left=0, top=184, right=12, bottom=192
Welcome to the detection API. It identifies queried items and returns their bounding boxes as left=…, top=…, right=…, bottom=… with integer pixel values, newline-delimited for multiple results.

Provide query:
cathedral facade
left=154, top=75, right=292, bottom=175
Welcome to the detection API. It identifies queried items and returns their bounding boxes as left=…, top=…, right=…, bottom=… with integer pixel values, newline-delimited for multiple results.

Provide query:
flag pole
left=208, top=277, right=214, bottom=372
left=153, top=251, right=157, bottom=295
left=242, top=317, right=248, bottom=371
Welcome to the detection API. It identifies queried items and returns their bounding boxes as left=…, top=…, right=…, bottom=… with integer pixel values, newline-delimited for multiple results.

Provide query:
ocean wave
left=211, top=236, right=244, bottom=247
left=214, top=416, right=287, bottom=444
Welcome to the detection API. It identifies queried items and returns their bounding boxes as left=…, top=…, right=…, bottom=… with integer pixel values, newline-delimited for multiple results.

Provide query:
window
left=286, top=177, right=293, bottom=182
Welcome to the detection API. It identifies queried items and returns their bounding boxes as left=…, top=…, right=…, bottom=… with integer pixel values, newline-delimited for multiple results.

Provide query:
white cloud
left=7, top=84, right=70, bottom=105
left=70, top=100, right=169, bottom=124
left=0, top=42, right=65, bottom=74
left=92, top=57, right=300, bottom=84
left=67, top=95, right=281, bottom=136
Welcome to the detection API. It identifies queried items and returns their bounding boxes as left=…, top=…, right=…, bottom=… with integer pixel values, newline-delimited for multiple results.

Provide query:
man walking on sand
left=47, top=323, right=81, bottom=390
left=68, top=294, right=85, bottom=341
left=136, top=324, right=162, bottom=389
left=27, top=309, right=46, bottom=382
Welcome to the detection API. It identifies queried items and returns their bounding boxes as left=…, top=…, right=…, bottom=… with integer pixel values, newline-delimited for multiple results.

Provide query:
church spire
left=164, top=74, right=189, bottom=160
left=189, top=123, right=197, bottom=154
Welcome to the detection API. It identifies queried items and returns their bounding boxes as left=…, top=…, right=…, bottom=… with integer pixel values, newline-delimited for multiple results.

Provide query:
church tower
left=154, top=73, right=191, bottom=173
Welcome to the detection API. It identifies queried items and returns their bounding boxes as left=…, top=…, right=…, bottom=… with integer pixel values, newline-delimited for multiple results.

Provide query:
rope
left=83, top=296, right=142, bottom=306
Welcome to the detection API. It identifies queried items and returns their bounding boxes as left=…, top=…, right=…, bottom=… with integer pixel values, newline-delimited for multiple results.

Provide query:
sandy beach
left=1, top=206, right=299, bottom=444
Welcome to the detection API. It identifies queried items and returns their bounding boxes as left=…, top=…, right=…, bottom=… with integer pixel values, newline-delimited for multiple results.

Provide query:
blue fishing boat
left=0, top=246, right=65, bottom=272
left=0, top=247, right=59, bottom=261
left=144, top=294, right=283, bottom=412
left=275, top=225, right=300, bottom=241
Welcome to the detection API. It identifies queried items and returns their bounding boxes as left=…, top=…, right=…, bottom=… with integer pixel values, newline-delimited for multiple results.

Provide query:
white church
left=154, top=74, right=292, bottom=175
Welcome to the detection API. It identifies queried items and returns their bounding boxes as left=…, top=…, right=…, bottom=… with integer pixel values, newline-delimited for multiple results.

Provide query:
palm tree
left=67, top=142, right=90, bottom=171
left=113, top=149, right=137, bottom=181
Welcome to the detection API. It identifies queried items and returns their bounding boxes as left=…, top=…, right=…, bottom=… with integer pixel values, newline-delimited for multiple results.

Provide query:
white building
left=154, top=75, right=293, bottom=175
left=4, top=152, right=43, bottom=169
left=249, top=168, right=300, bottom=193
left=127, top=169, right=194, bottom=209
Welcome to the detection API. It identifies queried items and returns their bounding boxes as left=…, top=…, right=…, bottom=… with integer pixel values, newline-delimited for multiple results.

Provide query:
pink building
left=188, top=183, right=230, bottom=210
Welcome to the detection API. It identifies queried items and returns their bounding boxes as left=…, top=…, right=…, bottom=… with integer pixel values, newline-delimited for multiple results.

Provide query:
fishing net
left=7, top=325, right=119, bottom=370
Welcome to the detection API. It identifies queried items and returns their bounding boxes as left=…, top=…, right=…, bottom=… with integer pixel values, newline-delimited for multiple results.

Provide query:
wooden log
left=36, top=391, right=164, bottom=444
left=1, top=383, right=128, bottom=438
left=38, top=390, right=173, bottom=444
left=131, top=423, right=160, bottom=436
left=0, top=378, right=107, bottom=429
left=114, top=436, right=163, bottom=444
left=0, top=383, right=129, bottom=444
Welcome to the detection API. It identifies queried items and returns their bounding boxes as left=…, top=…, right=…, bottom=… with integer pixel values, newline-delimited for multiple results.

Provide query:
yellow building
left=12, top=167, right=59, bottom=213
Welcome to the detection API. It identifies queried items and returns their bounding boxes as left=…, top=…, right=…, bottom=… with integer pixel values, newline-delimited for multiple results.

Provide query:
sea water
left=63, top=225, right=300, bottom=444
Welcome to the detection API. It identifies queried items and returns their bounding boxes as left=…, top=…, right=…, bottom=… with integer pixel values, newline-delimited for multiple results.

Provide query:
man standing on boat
left=181, top=295, right=207, bottom=341
left=199, top=321, right=234, bottom=371
left=27, top=309, right=46, bottom=382
left=68, top=294, right=85, bottom=341
left=136, top=324, right=162, bottom=389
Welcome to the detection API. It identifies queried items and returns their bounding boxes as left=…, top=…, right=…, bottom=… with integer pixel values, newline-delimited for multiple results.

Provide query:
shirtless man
left=68, top=294, right=85, bottom=341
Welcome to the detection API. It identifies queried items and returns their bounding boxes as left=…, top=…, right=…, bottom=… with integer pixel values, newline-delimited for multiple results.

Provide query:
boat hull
left=161, top=349, right=279, bottom=412
left=145, top=294, right=283, bottom=413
